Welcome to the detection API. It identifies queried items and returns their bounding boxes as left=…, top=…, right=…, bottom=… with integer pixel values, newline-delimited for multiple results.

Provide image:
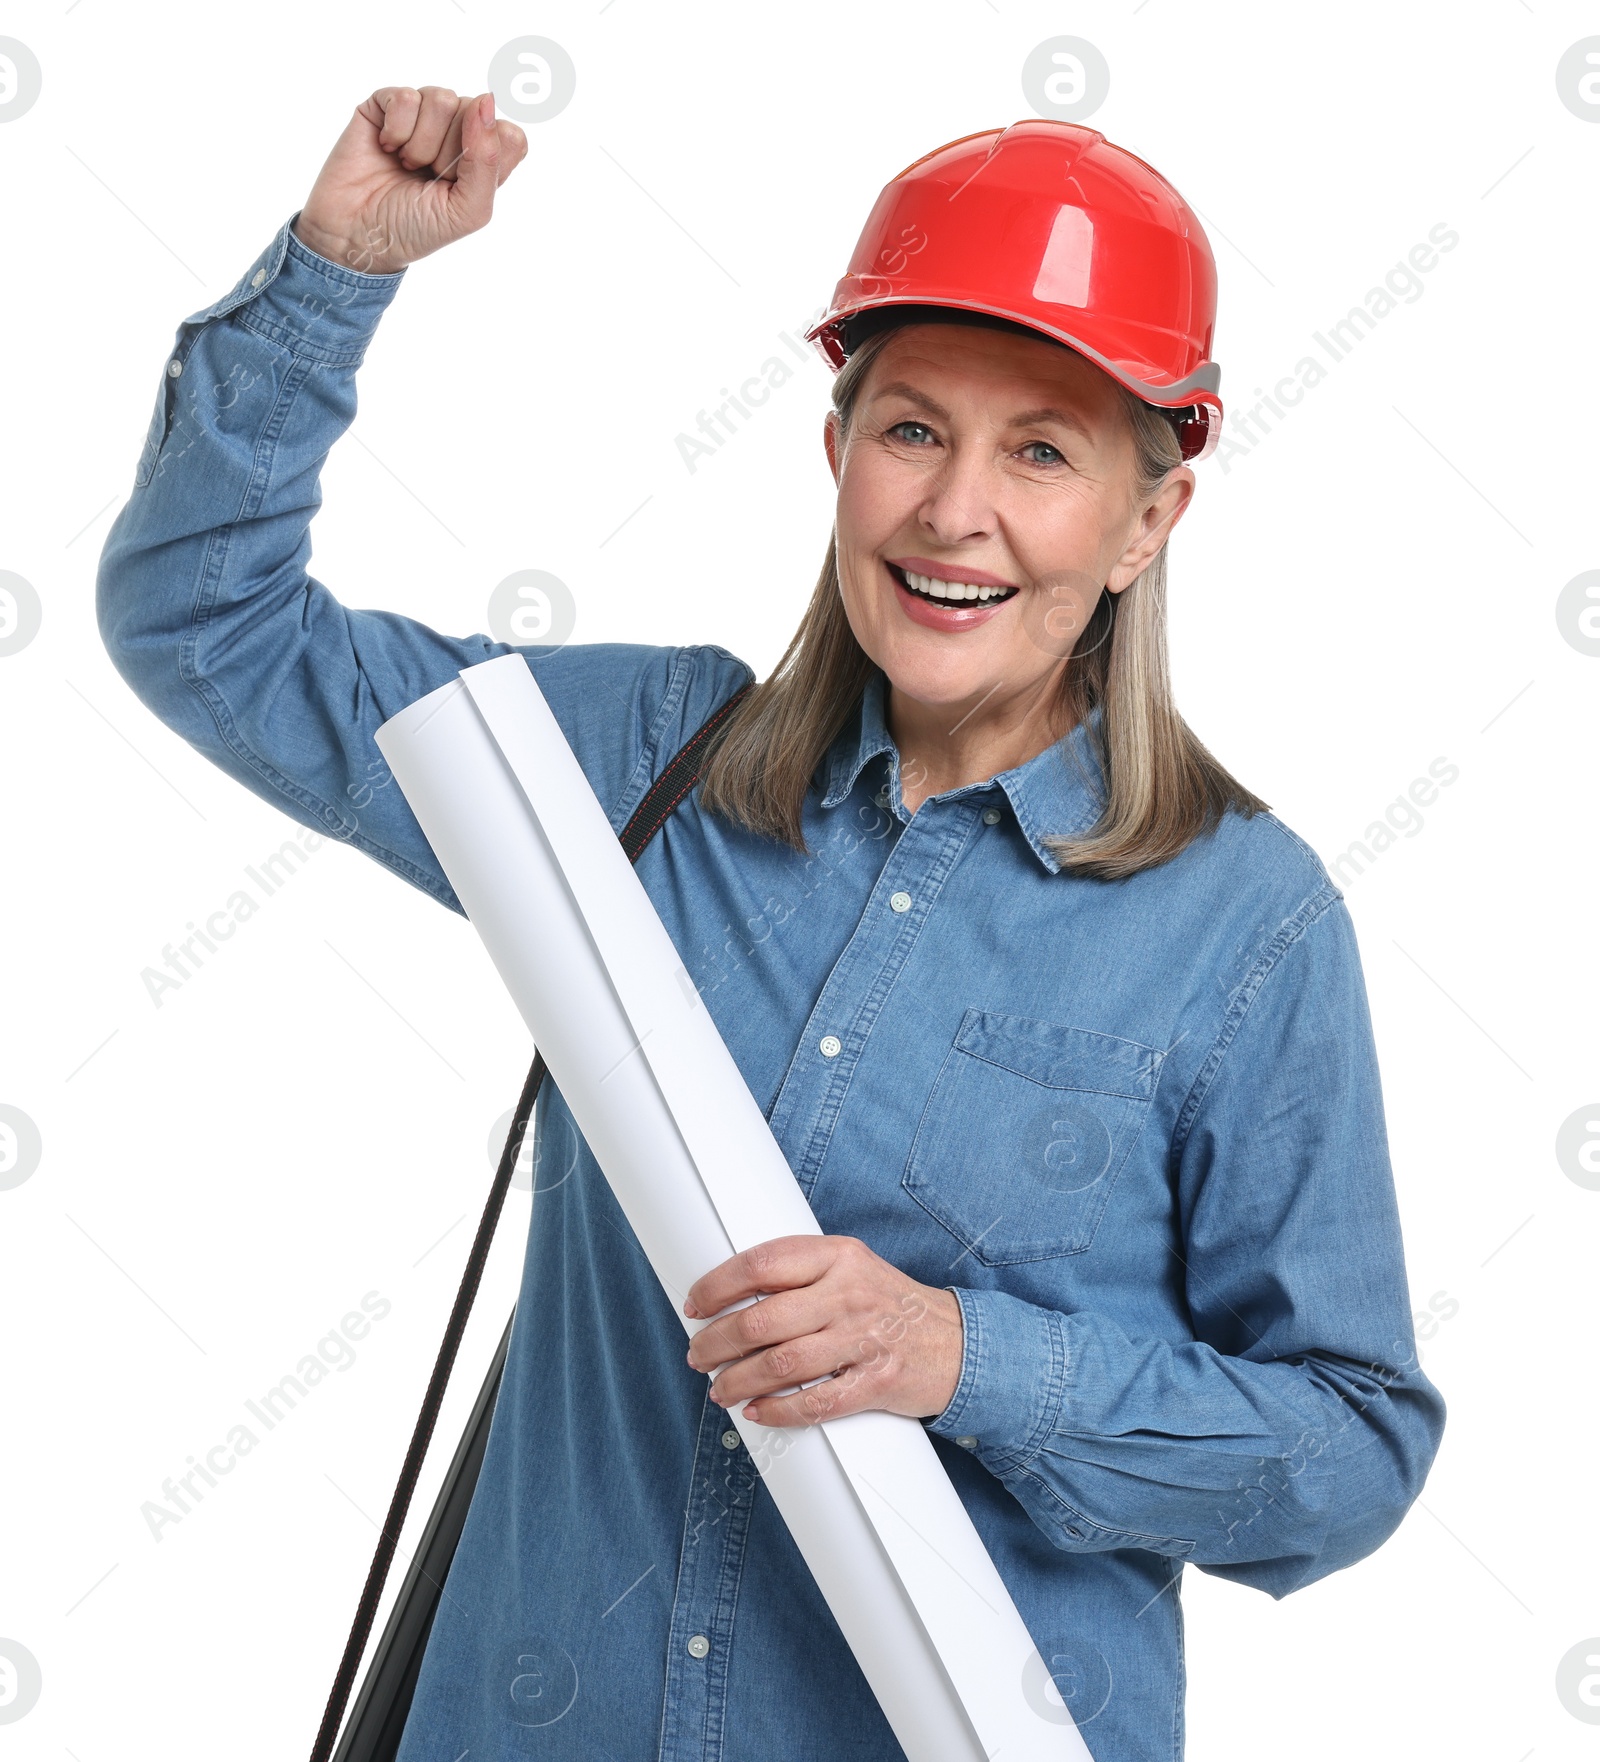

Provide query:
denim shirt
left=96, top=217, right=1446, bottom=1762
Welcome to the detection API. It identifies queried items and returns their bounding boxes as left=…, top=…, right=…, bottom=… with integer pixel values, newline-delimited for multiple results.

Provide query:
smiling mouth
left=887, top=562, right=1019, bottom=606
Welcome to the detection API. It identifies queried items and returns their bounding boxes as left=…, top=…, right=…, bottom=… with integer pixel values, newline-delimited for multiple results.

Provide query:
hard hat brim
left=804, top=298, right=1223, bottom=464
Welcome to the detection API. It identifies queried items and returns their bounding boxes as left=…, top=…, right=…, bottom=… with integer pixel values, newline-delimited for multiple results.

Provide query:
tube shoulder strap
left=312, top=672, right=756, bottom=1762
left=620, top=678, right=754, bottom=859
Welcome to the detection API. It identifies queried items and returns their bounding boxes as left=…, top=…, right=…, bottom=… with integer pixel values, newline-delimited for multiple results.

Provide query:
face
left=824, top=322, right=1194, bottom=735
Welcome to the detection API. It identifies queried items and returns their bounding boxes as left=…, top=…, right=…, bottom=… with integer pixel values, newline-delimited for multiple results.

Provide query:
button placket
left=658, top=1389, right=759, bottom=1759
left=765, top=802, right=983, bottom=1194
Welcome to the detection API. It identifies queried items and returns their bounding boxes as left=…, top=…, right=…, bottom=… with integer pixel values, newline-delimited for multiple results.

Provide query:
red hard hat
left=804, top=120, right=1224, bottom=463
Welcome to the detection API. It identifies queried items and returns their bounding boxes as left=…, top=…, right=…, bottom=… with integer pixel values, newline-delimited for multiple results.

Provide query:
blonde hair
left=696, top=324, right=1269, bottom=880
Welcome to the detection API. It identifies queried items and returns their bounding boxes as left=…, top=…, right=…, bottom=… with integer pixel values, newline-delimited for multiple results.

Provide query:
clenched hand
left=295, top=85, right=530, bottom=275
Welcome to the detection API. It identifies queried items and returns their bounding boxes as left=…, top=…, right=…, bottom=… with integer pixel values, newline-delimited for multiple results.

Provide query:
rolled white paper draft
left=374, top=653, right=1093, bottom=1762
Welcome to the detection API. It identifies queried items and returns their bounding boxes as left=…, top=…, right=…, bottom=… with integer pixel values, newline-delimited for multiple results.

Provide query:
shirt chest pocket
left=902, top=1010, right=1165, bottom=1265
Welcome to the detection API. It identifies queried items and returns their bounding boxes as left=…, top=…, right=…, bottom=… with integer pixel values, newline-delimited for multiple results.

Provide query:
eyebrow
left=867, top=380, right=1096, bottom=443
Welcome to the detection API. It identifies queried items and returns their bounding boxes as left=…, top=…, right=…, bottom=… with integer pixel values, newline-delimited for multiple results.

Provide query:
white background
left=1, top=1, right=1596, bottom=1757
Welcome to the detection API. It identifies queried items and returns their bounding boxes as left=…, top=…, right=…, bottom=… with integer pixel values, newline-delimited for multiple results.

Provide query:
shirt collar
left=817, top=670, right=1107, bottom=875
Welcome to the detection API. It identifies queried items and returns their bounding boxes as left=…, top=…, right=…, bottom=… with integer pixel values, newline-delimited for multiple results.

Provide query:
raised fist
left=294, top=86, right=529, bottom=275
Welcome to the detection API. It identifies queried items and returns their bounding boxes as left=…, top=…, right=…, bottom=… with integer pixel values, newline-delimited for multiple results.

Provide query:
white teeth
left=903, top=569, right=1010, bottom=603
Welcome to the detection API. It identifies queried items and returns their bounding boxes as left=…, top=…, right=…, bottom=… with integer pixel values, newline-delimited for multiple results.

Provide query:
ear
left=1106, top=467, right=1195, bottom=593
left=823, top=409, right=841, bottom=486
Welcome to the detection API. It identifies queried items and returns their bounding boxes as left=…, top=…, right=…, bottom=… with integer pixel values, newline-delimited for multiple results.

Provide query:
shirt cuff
left=171, top=211, right=406, bottom=368
left=923, top=1286, right=1067, bottom=1469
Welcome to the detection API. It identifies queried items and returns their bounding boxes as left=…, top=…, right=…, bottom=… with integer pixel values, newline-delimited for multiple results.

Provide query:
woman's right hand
left=294, top=86, right=529, bottom=275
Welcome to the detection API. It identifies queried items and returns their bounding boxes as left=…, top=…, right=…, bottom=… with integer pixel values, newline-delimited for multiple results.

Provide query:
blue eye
left=888, top=421, right=936, bottom=445
left=1022, top=440, right=1064, bottom=465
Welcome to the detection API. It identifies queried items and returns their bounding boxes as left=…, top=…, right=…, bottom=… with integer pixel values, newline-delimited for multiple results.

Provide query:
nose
left=914, top=443, right=1000, bottom=548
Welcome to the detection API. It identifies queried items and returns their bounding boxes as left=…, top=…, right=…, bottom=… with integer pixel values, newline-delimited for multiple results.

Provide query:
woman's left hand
left=683, top=1235, right=965, bottom=1426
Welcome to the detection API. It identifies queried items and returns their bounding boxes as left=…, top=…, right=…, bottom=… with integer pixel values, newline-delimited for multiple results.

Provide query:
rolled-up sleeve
left=929, top=889, right=1447, bottom=1597
left=95, top=216, right=735, bottom=914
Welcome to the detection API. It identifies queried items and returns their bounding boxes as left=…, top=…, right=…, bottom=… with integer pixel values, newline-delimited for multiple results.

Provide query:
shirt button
left=875, top=787, right=890, bottom=808
left=819, top=1034, right=842, bottom=1059
left=889, top=891, right=912, bottom=913
left=955, top=1435, right=979, bottom=1449
left=166, top=358, right=183, bottom=378
left=982, top=808, right=1002, bottom=826
left=720, top=1428, right=741, bottom=1450
left=687, top=1633, right=711, bottom=1659
left=251, top=267, right=267, bottom=288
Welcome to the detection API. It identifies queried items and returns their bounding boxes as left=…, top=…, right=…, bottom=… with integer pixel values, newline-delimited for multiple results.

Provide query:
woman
left=97, top=88, right=1446, bottom=1761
